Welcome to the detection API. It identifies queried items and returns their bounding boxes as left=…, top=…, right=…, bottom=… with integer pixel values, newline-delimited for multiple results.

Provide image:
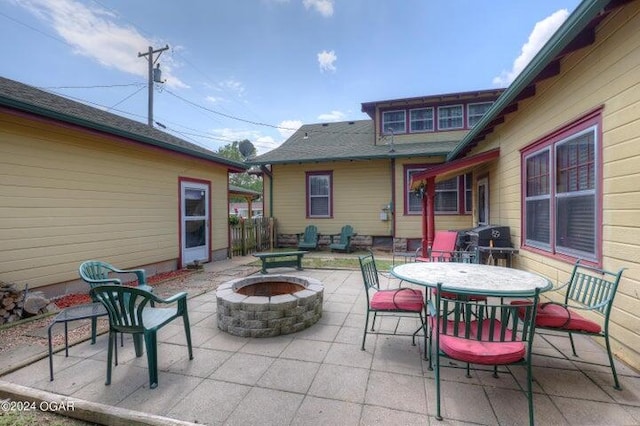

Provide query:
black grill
left=466, top=225, right=512, bottom=248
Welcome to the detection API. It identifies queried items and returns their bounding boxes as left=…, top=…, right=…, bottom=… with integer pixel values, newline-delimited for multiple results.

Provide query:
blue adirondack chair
left=329, top=225, right=356, bottom=253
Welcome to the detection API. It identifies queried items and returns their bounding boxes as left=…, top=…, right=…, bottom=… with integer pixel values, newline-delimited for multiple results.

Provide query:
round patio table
left=391, top=262, right=552, bottom=297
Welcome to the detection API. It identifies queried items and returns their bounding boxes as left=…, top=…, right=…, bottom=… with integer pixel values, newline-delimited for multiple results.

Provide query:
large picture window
left=522, top=111, right=600, bottom=261
left=306, top=172, right=332, bottom=218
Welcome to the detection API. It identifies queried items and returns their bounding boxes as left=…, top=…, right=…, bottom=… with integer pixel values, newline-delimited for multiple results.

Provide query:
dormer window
left=437, top=105, right=464, bottom=130
left=382, top=110, right=406, bottom=134
left=468, top=102, right=494, bottom=128
left=410, top=108, right=434, bottom=133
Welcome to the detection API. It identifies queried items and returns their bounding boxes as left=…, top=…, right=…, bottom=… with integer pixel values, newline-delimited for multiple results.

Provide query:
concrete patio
left=1, top=258, right=640, bottom=425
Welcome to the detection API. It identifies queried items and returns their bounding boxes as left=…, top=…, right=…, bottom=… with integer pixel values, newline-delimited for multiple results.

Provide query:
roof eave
left=248, top=150, right=452, bottom=166
left=0, top=95, right=247, bottom=172
left=446, top=0, right=611, bottom=161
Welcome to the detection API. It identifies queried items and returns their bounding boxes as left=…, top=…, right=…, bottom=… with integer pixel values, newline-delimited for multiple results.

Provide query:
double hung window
left=467, top=102, right=493, bottom=128
left=437, top=105, right=463, bottom=130
left=306, top=172, right=332, bottom=218
left=382, top=110, right=406, bottom=134
left=523, top=112, right=600, bottom=261
left=410, top=108, right=434, bottom=132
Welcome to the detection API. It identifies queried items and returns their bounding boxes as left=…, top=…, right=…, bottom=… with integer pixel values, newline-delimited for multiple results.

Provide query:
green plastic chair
left=329, top=225, right=356, bottom=253
left=90, top=285, right=193, bottom=389
left=78, top=260, right=154, bottom=344
left=79, top=260, right=153, bottom=293
left=297, top=225, right=319, bottom=250
left=430, top=283, right=541, bottom=425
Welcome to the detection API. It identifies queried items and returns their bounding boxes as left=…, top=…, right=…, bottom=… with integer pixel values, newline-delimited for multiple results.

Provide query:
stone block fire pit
left=216, top=274, right=323, bottom=337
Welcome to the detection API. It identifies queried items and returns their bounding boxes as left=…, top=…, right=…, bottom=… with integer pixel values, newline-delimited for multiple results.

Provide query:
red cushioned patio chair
left=513, top=259, right=626, bottom=390
left=430, top=283, right=541, bottom=425
left=415, top=230, right=459, bottom=262
left=359, top=251, right=426, bottom=352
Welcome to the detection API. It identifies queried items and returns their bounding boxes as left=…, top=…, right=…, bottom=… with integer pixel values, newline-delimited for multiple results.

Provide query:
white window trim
left=467, top=102, right=493, bottom=128
left=307, top=173, right=332, bottom=218
left=409, top=107, right=434, bottom=133
left=437, top=104, right=464, bottom=130
left=382, top=110, right=406, bottom=134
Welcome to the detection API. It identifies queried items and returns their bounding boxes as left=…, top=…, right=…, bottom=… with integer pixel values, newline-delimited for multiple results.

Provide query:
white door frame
left=477, top=177, right=489, bottom=226
left=180, top=179, right=210, bottom=268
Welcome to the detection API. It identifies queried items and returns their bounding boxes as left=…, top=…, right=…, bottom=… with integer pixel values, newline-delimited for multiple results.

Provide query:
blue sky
left=0, top=0, right=581, bottom=154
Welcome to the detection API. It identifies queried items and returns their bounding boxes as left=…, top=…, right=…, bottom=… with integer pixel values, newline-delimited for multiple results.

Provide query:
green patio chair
left=359, top=251, right=425, bottom=351
left=78, top=260, right=154, bottom=344
left=79, top=260, right=154, bottom=294
left=297, top=225, right=319, bottom=250
left=90, top=285, right=193, bottom=389
left=513, top=260, right=627, bottom=390
left=329, top=225, right=356, bottom=253
left=430, top=283, right=541, bottom=425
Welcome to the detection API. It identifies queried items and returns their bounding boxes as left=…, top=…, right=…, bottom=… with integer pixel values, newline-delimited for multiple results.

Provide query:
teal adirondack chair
left=297, top=225, right=319, bottom=250
left=329, top=225, right=356, bottom=253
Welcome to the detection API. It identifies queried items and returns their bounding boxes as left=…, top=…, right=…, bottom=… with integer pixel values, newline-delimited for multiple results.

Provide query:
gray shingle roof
left=0, top=76, right=246, bottom=171
left=249, top=120, right=458, bottom=165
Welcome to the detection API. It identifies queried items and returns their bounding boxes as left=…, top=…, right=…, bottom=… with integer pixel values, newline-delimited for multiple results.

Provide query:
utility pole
left=138, top=45, right=169, bottom=127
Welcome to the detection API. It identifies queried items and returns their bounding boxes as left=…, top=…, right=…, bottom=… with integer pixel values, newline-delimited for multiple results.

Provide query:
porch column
left=421, top=177, right=436, bottom=256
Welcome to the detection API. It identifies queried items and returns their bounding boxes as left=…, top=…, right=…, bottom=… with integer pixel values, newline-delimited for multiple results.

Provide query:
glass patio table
left=390, top=262, right=552, bottom=297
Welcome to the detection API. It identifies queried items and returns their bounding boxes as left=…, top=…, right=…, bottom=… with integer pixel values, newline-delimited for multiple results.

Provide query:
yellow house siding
left=469, top=4, right=640, bottom=368
left=0, top=114, right=230, bottom=288
left=271, top=161, right=392, bottom=237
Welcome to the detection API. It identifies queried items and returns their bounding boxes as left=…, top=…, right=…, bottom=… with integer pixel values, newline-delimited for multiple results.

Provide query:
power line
left=164, top=89, right=374, bottom=136
left=39, top=83, right=145, bottom=90
left=0, top=10, right=69, bottom=47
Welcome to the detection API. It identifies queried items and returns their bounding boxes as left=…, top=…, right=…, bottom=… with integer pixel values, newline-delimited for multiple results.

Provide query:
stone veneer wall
left=216, top=275, right=323, bottom=337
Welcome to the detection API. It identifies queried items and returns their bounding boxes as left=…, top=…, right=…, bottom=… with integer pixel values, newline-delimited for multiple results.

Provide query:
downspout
left=260, top=165, right=273, bottom=217
left=390, top=158, right=396, bottom=240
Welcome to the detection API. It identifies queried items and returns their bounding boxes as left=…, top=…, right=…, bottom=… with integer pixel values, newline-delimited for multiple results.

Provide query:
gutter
left=447, top=0, right=610, bottom=161
left=248, top=150, right=453, bottom=166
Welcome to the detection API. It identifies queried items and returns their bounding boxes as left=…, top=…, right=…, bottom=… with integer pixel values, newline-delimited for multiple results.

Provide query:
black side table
left=48, top=302, right=108, bottom=381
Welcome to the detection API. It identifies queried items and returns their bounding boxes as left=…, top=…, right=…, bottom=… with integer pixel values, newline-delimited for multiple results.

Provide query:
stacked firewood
left=0, top=281, right=26, bottom=325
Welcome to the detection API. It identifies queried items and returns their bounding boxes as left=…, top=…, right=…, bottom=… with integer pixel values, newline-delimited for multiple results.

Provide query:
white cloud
left=317, top=50, right=337, bottom=73
left=278, top=120, right=303, bottom=139
left=493, top=9, right=569, bottom=86
left=303, top=0, right=334, bottom=17
left=205, top=96, right=221, bottom=103
left=254, top=135, right=279, bottom=154
left=207, top=128, right=281, bottom=155
left=218, top=78, right=246, bottom=96
left=16, top=0, right=188, bottom=88
left=317, top=110, right=345, bottom=121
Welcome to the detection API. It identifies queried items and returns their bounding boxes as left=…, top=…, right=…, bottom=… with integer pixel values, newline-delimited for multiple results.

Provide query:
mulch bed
left=53, top=269, right=193, bottom=309
left=0, top=269, right=201, bottom=354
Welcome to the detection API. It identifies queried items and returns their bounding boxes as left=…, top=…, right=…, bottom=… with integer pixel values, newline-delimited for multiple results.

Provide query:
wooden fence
left=229, top=217, right=276, bottom=257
